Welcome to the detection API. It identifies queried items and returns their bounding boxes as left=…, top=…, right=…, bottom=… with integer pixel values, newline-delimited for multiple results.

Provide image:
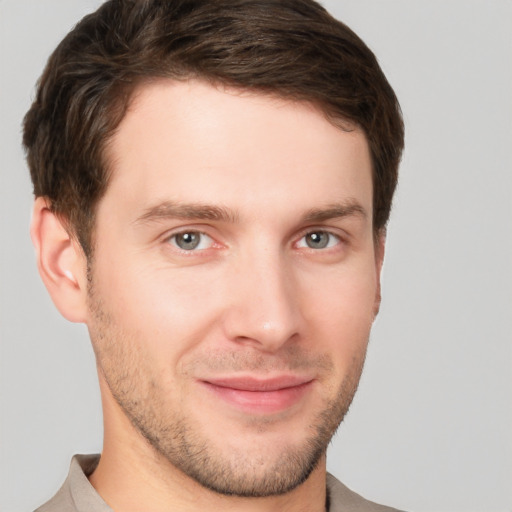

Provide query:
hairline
left=82, top=76, right=372, bottom=257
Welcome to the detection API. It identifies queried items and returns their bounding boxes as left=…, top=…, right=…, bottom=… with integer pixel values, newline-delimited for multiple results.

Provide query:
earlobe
left=30, top=197, right=88, bottom=323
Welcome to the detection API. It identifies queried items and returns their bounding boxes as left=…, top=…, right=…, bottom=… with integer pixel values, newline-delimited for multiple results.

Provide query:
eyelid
left=293, top=227, right=346, bottom=250
left=170, top=231, right=214, bottom=250
left=161, top=226, right=222, bottom=254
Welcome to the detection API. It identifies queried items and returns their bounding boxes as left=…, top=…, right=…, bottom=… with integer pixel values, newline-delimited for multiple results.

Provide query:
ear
left=373, top=230, right=386, bottom=317
left=30, top=197, right=88, bottom=323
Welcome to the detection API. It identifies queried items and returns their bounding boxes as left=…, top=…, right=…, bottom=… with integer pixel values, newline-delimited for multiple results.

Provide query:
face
left=86, top=80, right=382, bottom=497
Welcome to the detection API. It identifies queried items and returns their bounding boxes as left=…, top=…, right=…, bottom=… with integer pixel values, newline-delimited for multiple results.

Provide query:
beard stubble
left=87, top=277, right=368, bottom=498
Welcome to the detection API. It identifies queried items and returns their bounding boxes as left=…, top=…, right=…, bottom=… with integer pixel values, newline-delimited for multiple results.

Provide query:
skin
left=31, top=79, right=384, bottom=512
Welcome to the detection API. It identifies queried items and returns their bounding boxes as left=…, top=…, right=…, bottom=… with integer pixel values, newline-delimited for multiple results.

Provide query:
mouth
left=199, top=375, right=315, bottom=414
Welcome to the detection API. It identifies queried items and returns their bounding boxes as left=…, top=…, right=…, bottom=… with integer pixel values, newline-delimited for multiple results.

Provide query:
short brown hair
left=23, top=0, right=404, bottom=255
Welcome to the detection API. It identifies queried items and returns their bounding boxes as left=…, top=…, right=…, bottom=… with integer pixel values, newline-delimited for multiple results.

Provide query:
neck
left=90, top=381, right=327, bottom=512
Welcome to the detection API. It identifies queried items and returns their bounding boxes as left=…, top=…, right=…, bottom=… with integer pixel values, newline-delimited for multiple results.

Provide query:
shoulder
left=327, top=473, right=405, bottom=512
left=34, top=454, right=110, bottom=512
left=34, top=482, right=75, bottom=512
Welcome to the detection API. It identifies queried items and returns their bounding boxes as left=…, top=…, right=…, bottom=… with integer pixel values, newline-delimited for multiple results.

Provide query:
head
left=24, top=0, right=403, bottom=256
left=24, top=0, right=404, bottom=500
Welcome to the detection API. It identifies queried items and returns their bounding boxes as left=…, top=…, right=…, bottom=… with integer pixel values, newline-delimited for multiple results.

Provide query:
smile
left=199, top=376, right=315, bottom=414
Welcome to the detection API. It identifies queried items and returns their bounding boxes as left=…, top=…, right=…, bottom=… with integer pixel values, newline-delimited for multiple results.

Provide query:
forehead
left=101, top=79, right=372, bottom=220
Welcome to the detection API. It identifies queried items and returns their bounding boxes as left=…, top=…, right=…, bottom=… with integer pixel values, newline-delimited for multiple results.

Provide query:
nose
left=222, top=250, right=303, bottom=353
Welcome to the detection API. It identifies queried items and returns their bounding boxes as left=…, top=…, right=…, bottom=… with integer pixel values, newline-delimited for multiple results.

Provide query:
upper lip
left=201, top=375, right=314, bottom=392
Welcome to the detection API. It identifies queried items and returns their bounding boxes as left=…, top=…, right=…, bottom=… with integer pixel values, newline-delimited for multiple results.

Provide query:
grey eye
left=172, top=232, right=202, bottom=250
left=297, top=230, right=340, bottom=250
left=305, top=231, right=330, bottom=249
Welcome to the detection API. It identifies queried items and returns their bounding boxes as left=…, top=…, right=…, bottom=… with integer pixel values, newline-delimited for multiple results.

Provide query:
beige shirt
left=35, top=454, right=403, bottom=512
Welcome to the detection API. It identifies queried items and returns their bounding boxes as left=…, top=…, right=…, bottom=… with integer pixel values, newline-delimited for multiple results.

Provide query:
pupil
left=307, top=232, right=328, bottom=249
left=177, top=232, right=200, bottom=250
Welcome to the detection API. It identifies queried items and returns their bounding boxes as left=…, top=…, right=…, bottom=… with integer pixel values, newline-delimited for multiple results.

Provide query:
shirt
left=35, top=454, right=404, bottom=512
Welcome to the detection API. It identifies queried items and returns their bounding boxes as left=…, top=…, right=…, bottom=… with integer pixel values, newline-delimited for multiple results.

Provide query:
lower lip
left=200, top=381, right=313, bottom=414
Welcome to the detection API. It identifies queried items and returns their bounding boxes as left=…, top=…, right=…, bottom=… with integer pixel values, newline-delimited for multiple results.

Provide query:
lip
left=199, top=375, right=314, bottom=414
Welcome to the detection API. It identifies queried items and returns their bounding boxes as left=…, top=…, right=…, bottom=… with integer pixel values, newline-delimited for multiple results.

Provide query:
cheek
left=89, top=256, right=226, bottom=361
left=301, top=261, right=378, bottom=352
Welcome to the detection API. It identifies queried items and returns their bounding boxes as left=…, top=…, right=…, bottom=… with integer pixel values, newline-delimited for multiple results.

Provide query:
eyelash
left=295, top=230, right=342, bottom=250
left=166, top=231, right=216, bottom=252
left=164, top=228, right=344, bottom=254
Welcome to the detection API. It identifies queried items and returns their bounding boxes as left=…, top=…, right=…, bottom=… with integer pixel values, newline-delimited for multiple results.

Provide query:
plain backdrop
left=1, top=1, right=511, bottom=511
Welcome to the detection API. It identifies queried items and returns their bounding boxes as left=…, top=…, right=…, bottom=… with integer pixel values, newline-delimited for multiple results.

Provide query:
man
left=23, top=0, right=404, bottom=510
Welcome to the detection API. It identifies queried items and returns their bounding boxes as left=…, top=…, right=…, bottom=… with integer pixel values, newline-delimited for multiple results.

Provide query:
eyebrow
left=134, top=201, right=239, bottom=225
left=133, top=199, right=367, bottom=226
left=302, top=201, right=368, bottom=223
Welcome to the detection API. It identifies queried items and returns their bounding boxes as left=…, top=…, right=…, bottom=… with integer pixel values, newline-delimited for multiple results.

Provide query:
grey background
left=1, top=1, right=511, bottom=511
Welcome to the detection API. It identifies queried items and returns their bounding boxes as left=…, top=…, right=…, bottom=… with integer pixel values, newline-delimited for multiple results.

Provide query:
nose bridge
left=223, top=242, right=301, bottom=351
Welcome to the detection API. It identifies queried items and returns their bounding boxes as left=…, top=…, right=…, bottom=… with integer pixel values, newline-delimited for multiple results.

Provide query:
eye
left=168, top=231, right=214, bottom=251
left=297, top=230, right=340, bottom=250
